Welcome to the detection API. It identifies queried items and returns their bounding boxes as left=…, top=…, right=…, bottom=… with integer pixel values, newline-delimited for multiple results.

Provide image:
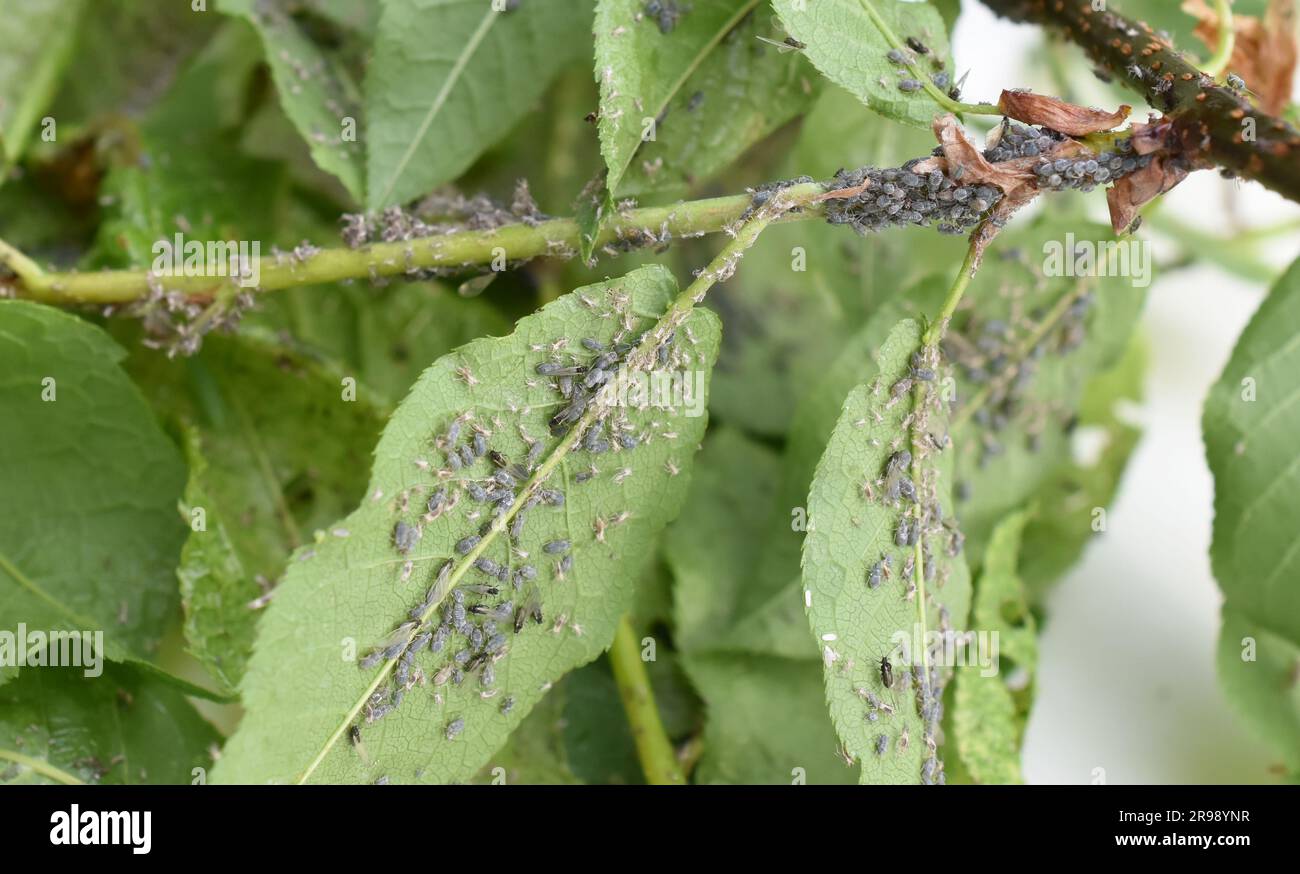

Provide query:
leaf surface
left=214, top=265, right=719, bottom=783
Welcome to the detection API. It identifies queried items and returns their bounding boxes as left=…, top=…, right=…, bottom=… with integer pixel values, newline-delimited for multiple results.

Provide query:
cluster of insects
left=943, top=282, right=1096, bottom=468
left=824, top=163, right=1005, bottom=237
left=340, top=181, right=547, bottom=251
left=120, top=274, right=256, bottom=358
left=885, top=38, right=958, bottom=100
left=837, top=342, right=960, bottom=783
left=347, top=285, right=694, bottom=774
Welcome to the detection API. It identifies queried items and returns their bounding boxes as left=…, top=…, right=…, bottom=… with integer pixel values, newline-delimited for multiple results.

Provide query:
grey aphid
left=898, top=79, right=922, bottom=92
left=583, top=367, right=608, bottom=389
left=510, top=512, right=527, bottom=540
left=427, top=489, right=447, bottom=513
left=446, top=418, right=462, bottom=444
left=393, top=521, right=420, bottom=554
left=538, top=489, right=564, bottom=506
left=448, top=450, right=462, bottom=471
left=475, top=557, right=500, bottom=576
left=459, top=445, right=475, bottom=467
left=481, top=663, right=496, bottom=687
left=501, top=697, right=516, bottom=715
left=536, top=361, right=583, bottom=376
left=492, top=601, right=514, bottom=621
left=462, top=584, right=499, bottom=596
left=466, top=481, right=488, bottom=502
left=866, top=709, right=879, bottom=723
left=485, top=632, right=509, bottom=654
left=493, top=469, right=516, bottom=488
left=616, top=433, right=638, bottom=450
left=452, top=602, right=467, bottom=625
left=470, top=626, right=485, bottom=649
left=514, top=565, right=537, bottom=583
left=445, top=718, right=465, bottom=740
left=473, top=431, right=488, bottom=458
left=454, top=649, right=471, bottom=665
left=581, top=337, right=604, bottom=351
left=558, top=554, right=573, bottom=575
left=874, top=734, right=888, bottom=756
left=886, top=48, right=906, bottom=63
left=409, top=631, right=432, bottom=654
left=359, top=651, right=383, bottom=670
left=451, top=668, right=465, bottom=686
left=456, top=534, right=481, bottom=554
left=431, top=625, right=449, bottom=652
left=543, top=539, right=570, bottom=554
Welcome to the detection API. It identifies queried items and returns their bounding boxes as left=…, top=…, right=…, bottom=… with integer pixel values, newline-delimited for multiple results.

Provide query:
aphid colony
left=986, top=121, right=1151, bottom=194
left=340, top=181, right=546, bottom=251
left=349, top=292, right=687, bottom=764
left=942, top=285, right=1095, bottom=469
left=823, top=165, right=1005, bottom=237
left=884, top=39, right=958, bottom=100
left=849, top=343, right=959, bottom=784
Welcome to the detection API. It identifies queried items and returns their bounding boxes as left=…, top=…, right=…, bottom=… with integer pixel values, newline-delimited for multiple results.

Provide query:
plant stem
left=0, top=749, right=86, bottom=785
left=923, top=233, right=982, bottom=346
left=608, top=616, right=684, bottom=785
left=979, top=0, right=1300, bottom=203
left=1203, top=0, right=1235, bottom=79
left=1, top=188, right=822, bottom=306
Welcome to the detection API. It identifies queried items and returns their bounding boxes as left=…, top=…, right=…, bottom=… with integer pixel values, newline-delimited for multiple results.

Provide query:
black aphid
left=880, top=655, right=894, bottom=689
left=905, top=36, right=929, bottom=54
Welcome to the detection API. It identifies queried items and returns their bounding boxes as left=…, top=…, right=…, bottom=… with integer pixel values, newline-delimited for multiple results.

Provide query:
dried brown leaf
left=997, top=90, right=1131, bottom=136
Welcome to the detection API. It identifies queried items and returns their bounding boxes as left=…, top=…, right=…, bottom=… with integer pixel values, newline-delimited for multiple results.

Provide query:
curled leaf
left=1106, top=152, right=1191, bottom=234
left=997, top=90, right=1130, bottom=136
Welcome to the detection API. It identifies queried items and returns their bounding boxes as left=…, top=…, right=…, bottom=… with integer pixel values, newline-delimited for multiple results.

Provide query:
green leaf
left=0, top=301, right=186, bottom=664
left=801, top=318, right=972, bottom=783
left=0, top=661, right=218, bottom=785
left=48, top=0, right=214, bottom=134
left=722, top=275, right=949, bottom=660
left=1204, top=257, right=1300, bottom=645
left=253, top=280, right=513, bottom=407
left=0, top=0, right=84, bottom=168
left=772, top=0, right=952, bottom=128
left=610, top=4, right=819, bottom=197
left=1206, top=257, right=1300, bottom=768
left=219, top=0, right=366, bottom=203
left=946, top=220, right=1148, bottom=565
left=683, top=653, right=855, bottom=784
left=1019, top=335, right=1146, bottom=596
left=365, top=0, right=593, bottom=209
left=473, top=678, right=581, bottom=784
left=89, top=22, right=284, bottom=268
left=126, top=332, right=388, bottom=692
left=953, top=511, right=1035, bottom=784
left=596, top=0, right=767, bottom=196
left=1217, top=611, right=1300, bottom=773
left=668, top=426, right=784, bottom=652
left=213, top=265, right=720, bottom=784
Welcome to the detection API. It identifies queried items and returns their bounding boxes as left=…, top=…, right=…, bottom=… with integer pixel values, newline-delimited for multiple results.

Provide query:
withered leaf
left=998, top=90, right=1131, bottom=136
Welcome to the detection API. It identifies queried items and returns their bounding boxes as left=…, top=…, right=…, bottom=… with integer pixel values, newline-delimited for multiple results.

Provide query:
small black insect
left=905, top=36, right=929, bottom=55
left=880, top=655, right=894, bottom=690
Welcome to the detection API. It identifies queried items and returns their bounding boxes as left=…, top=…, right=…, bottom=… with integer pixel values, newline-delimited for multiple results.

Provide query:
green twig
left=922, top=231, right=983, bottom=346
left=608, top=616, right=683, bottom=785
left=1, top=189, right=823, bottom=306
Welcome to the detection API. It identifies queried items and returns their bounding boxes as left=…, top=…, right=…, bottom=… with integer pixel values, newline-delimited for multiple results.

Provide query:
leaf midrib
left=371, top=1, right=499, bottom=208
